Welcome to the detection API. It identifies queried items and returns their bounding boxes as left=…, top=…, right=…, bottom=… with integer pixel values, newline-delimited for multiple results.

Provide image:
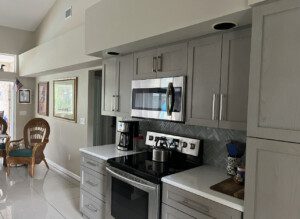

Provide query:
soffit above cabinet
left=19, top=25, right=101, bottom=77
left=85, top=0, right=252, bottom=57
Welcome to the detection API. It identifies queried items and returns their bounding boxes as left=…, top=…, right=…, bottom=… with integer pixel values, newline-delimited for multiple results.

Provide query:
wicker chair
left=0, top=117, right=8, bottom=166
left=6, top=118, right=50, bottom=177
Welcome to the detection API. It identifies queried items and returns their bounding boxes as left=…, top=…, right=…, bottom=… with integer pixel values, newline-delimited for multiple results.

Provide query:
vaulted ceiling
left=0, top=0, right=56, bottom=31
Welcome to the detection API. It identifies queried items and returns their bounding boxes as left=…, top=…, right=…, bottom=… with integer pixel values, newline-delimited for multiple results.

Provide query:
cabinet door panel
left=219, top=28, right=251, bottom=131
left=157, top=42, right=188, bottom=77
left=245, top=137, right=300, bottom=219
left=247, top=0, right=300, bottom=142
left=102, top=58, right=116, bottom=115
left=134, top=49, right=157, bottom=79
left=186, top=35, right=222, bottom=127
left=115, top=53, right=133, bottom=117
left=161, top=204, right=196, bottom=219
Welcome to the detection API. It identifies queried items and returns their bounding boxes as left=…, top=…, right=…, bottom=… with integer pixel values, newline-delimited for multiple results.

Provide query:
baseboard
left=46, top=158, right=80, bottom=182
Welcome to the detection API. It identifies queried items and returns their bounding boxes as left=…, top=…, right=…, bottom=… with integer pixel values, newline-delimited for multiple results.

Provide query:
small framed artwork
left=19, top=89, right=31, bottom=104
left=38, top=82, right=49, bottom=116
left=53, top=77, right=77, bottom=122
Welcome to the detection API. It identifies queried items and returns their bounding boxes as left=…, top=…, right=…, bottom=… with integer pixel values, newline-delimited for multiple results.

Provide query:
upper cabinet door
left=247, top=0, right=300, bottom=142
left=134, top=49, right=157, bottom=79
left=102, top=58, right=117, bottom=116
left=156, top=42, right=188, bottom=77
left=219, top=29, right=251, bottom=131
left=186, top=35, right=222, bottom=128
left=115, top=54, right=134, bottom=117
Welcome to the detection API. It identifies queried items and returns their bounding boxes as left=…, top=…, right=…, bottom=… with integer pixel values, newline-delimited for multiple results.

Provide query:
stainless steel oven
left=131, top=76, right=186, bottom=122
left=106, top=166, right=160, bottom=219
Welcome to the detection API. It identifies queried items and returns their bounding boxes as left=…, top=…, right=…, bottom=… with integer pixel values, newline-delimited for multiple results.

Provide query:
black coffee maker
left=117, top=121, right=139, bottom=151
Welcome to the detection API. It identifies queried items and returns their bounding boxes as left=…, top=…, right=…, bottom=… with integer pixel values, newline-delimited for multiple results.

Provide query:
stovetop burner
left=107, top=151, right=202, bottom=184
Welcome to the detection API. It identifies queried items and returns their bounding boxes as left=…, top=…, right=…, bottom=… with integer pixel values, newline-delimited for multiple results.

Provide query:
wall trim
left=46, top=158, right=80, bottom=182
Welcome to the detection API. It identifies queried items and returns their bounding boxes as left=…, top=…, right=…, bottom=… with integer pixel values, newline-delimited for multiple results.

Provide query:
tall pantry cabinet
left=245, top=0, right=300, bottom=218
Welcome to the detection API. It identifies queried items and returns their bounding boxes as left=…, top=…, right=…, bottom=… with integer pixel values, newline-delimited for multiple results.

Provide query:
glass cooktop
left=107, top=151, right=202, bottom=184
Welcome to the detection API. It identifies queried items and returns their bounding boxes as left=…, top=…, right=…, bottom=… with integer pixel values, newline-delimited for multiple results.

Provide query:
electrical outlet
left=68, top=154, right=71, bottom=161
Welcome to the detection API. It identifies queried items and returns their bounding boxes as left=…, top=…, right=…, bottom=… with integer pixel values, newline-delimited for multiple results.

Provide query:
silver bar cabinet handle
left=219, top=94, right=224, bottom=121
left=152, top=57, right=157, bottom=72
left=112, top=95, right=115, bottom=111
left=115, top=95, right=119, bottom=112
left=212, top=94, right=216, bottom=120
left=157, top=55, right=162, bottom=72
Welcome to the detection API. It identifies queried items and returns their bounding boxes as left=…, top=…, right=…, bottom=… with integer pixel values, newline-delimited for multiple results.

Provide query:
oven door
left=131, top=76, right=185, bottom=122
left=106, top=166, right=160, bottom=219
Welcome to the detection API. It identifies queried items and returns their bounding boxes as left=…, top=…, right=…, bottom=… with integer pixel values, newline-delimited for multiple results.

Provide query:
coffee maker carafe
left=117, top=121, right=139, bottom=151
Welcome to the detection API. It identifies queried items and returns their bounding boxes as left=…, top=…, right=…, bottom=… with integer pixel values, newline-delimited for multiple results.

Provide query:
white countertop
left=79, top=144, right=142, bottom=160
left=161, top=165, right=244, bottom=212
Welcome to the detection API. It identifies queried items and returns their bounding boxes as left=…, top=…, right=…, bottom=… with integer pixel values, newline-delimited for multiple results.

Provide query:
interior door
left=219, top=28, right=251, bottom=131
left=186, top=34, right=222, bottom=128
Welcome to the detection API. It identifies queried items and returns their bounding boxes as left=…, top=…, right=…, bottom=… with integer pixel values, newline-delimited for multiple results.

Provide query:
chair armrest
left=5, top=137, right=11, bottom=153
left=32, top=142, right=46, bottom=157
left=10, top=138, right=24, bottom=143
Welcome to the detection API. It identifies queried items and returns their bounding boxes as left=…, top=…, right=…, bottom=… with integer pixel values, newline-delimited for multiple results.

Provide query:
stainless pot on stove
left=152, top=137, right=169, bottom=162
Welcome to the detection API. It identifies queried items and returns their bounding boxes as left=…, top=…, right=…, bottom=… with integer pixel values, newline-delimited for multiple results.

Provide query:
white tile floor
left=0, top=159, right=83, bottom=219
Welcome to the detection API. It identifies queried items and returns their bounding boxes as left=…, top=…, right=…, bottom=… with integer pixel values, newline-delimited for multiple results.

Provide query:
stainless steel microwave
left=131, top=76, right=186, bottom=122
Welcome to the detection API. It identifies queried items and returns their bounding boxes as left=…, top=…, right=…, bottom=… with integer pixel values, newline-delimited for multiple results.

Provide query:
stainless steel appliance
left=131, top=76, right=186, bottom=122
left=117, top=121, right=139, bottom=151
left=106, top=132, right=203, bottom=219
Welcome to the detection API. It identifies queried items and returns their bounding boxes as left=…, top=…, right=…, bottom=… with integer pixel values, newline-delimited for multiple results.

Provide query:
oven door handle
left=106, top=167, right=157, bottom=191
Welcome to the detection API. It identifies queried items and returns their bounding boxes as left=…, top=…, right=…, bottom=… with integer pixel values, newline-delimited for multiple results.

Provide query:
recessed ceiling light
left=213, top=22, right=237, bottom=30
left=106, top=52, right=120, bottom=56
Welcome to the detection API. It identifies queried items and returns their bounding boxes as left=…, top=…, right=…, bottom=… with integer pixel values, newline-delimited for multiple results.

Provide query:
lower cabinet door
left=162, top=204, right=196, bottom=219
left=80, top=189, right=105, bottom=219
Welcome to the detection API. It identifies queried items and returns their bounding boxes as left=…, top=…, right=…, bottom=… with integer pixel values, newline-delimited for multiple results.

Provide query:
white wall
left=0, top=25, right=35, bottom=54
left=35, top=68, right=99, bottom=175
left=0, top=25, right=36, bottom=139
left=35, top=0, right=101, bottom=45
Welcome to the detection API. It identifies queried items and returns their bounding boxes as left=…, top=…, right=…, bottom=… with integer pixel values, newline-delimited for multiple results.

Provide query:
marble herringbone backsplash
left=138, top=120, right=246, bottom=169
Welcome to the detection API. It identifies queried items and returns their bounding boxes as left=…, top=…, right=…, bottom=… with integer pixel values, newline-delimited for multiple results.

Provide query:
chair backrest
left=23, top=118, right=50, bottom=147
left=0, top=117, right=7, bottom=134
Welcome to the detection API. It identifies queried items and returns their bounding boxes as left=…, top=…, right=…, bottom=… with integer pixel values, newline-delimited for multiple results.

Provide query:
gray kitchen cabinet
left=162, top=183, right=242, bottom=219
left=247, top=0, right=300, bottom=142
left=161, top=204, right=197, bottom=219
left=115, top=54, right=134, bottom=117
left=244, top=137, right=300, bottom=219
left=134, top=42, right=188, bottom=79
left=102, top=54, right=133, bottom=117
left=186, top=34, right=222, bottom=128
left=186, top=28, right=251, bottom=130
left=134, top=49, right=157, bottom=79
left=80, top=152, right=107, bottom=218
left=102, top=58, right=117, bottom=116
left=219, top=29, right=251, bottom=130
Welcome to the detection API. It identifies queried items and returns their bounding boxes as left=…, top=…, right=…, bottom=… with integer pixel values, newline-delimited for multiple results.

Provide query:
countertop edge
left=79, top=148, right=110, bottom=160
left=161, top=178, right=244, bottom=212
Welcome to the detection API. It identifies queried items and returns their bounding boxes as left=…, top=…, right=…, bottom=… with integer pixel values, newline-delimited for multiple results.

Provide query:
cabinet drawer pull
left=86, top=161, right=97, bottom=167
left=85, top=204, right=98, bottom=212
left=212, top=94, right=217, bottom=120
left=86, top=180, right=98, bottom=187
left=219, top=94, right=226, bottom=121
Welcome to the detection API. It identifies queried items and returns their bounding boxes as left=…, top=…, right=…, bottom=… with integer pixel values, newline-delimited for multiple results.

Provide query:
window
left=0, top=53, right=16, bottom=72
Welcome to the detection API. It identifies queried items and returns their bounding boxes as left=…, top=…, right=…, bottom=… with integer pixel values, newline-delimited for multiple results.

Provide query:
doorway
left=93, top=71, right=116, bottom=146
left=0, top=81, right=15, bottom=138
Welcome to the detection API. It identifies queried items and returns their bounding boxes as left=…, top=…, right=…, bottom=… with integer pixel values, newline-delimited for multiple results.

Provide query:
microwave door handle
left=106, top=167, right=156, bottom=191
left=166, top=82, right=175, bottom=116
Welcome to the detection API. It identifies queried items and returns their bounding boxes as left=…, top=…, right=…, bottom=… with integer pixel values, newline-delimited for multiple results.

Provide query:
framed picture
left=19, top=89, right=31, bottom=104
left=53, top=77, right=77, bottom=122
left=38, top=82, right=49, bottom=116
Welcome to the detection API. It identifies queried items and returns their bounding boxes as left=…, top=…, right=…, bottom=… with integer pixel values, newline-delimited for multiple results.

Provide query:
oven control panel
left=146, top=131, right=202, bottom=157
